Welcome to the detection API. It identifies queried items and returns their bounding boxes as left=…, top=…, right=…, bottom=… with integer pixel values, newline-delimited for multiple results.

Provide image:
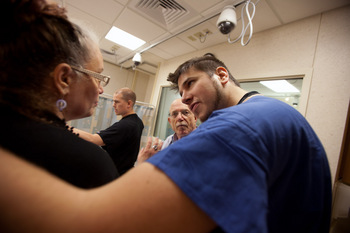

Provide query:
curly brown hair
left=0, top=0, right=96, bottom=121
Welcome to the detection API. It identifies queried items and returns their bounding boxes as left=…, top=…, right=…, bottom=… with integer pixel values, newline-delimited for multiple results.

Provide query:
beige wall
left=132, top=71, right=155, bottom=103
left=102, top=61, right=134, bottom=96
left=102, top=61, right=155, bottom=103
left=151, top=5, right=350, bottom=182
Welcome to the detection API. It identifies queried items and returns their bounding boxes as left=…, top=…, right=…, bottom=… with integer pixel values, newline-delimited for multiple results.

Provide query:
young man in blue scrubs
left=0, top=55, right=332, bottom=233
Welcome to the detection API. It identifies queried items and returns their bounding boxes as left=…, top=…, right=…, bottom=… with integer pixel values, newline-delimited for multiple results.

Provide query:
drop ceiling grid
left=267, top=0, right=350, bottom=24
left=56, top=0, right=350, bottom=70
left=185, top=0, right=227, bottom=15
left=66, top=0, right=124, bottom=25
left=175, top=22, right=225, bottom=50
left=66, top=5, right=111, bottom=41
left=154, top=37, right=197, bottom=57
left=113, top=8, right=167, bottom=42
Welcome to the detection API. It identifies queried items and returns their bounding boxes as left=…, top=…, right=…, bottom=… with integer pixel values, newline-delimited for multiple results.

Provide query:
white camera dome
left=132, top=53, right=142, bottom=66
left=217, top=5, right=237, bottom=35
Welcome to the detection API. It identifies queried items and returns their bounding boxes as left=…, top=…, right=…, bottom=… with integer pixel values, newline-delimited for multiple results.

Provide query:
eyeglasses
left=169, top=110, right=191, bottom=118
left=71, top=65, right=110, bottom=87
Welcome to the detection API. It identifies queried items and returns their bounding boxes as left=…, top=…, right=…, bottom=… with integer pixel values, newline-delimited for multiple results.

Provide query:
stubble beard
left=201, top=80, right=222, bottom=122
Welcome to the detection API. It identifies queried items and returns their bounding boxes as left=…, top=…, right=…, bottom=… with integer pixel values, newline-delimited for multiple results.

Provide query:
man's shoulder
left=123, top=113, right=143, bottom=124
left=161, top=134, right=175, bottom=150
left=115, top=114, right=143, bottom=132
left=165, top=134, right=174, bottom=141
left=122, top=113, right=141, bottom=120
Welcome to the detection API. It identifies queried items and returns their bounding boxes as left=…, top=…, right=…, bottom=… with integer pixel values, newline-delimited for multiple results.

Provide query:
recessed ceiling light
left=105, top=26, right=146, bottom=51
left=260, top=80, right=299, bottom=93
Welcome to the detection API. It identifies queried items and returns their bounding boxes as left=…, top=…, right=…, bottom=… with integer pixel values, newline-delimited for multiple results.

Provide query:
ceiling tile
left=176, top=22, right=226, bottom=49
left=66, top=0, right=124, bottom=24
left=113, top=8, right=167, bottom=42
left=246, top=0, right=282, bottom=33
left=66, top=6, right=111, bottom=41
left=155, top=37, right=197, bottom=57
left=146, top=32, right=172, bottom=46
left=267, top=0, right=350, bottom=24
left=185, top=0, right=225, bottom=14
left=147, top=47, right=175, bottom=60
left=114, top=0, right=129, bottom=5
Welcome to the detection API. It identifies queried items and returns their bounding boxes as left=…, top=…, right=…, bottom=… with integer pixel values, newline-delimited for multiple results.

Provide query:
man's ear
left=215, top=67, right=229, bottom=85
left=127, top=100, right=134, bottom=109
left=52, top=63, right=72, bottom=96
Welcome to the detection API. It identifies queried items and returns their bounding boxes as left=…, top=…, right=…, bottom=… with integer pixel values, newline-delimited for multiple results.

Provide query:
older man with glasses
left=162, top=98, right=197, bottom=150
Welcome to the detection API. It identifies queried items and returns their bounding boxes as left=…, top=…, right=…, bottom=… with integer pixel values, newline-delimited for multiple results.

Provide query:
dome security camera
left=217, top=5, right=237, bottom=35
left=132, top=53, right=142, bottom=66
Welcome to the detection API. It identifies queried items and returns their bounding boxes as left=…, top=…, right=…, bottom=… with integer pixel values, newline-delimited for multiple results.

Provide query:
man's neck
left=219, top=85, right=246, bottom=109
left=121, top=111, right=135, bottom=118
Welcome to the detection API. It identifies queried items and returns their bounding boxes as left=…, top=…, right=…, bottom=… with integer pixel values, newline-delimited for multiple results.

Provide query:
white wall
left=151, top=5, right=350, bottom=183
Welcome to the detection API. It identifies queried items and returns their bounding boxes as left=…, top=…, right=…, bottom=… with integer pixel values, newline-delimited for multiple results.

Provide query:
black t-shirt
left=1, top=107, right=119, bottom=189
left=98, top=114, right=144, bottom=175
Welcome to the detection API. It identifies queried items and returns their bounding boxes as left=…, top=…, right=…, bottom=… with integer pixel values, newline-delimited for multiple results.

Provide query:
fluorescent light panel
left=105, top=26, right=145, bottom=50
left=260, top=80, right=299, bottom=93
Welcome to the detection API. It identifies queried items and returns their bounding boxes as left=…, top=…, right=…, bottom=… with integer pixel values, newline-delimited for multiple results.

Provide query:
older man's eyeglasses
left=71, top=65, right=110, bottom=87
left=169, top=110, right=191, bottom=118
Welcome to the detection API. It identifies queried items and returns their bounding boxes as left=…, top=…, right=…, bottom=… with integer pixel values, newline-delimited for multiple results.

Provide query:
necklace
left=40, top=111, right=78, bottom=136
left=237, top=91, right=259, bottom=105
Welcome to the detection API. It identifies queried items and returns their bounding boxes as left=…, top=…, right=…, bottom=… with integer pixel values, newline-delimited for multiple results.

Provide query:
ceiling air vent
left=137, top=0, right=187, bottom=25
left=129, top=0, right=197, bottom=30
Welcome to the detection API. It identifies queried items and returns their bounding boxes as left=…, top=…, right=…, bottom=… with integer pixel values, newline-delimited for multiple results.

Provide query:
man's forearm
left=72, top=128, right=105, bottom=146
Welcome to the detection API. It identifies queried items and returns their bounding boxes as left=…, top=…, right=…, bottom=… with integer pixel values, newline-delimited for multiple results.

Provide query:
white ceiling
left=59, top=0, right=349, bottom=74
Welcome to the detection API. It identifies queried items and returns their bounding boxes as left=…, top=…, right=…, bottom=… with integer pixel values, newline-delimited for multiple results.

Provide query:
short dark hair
left=167, top=56, right=240, bottom=91
left=116, top=88, right=136, bottom=106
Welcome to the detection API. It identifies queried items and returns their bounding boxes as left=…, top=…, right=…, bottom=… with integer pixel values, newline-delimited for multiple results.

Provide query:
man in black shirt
left=74, top=87, right=144, bottom=175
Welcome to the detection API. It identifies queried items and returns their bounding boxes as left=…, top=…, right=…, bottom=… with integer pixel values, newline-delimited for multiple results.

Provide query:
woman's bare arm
left=0, top=148, right=216, bottom=233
